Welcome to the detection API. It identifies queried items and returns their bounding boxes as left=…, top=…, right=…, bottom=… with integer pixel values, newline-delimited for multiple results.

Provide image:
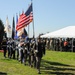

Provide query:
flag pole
left=12, top=16, right=15, bottom=40
left=28, top=4, right=30, bottom=38
left=28, top=24, right=29, bottom=37
left=31, top=0, right=35, bottom=38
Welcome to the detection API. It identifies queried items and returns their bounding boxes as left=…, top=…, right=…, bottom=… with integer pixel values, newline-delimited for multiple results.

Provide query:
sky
left=0, top=0, right=75, bottom=37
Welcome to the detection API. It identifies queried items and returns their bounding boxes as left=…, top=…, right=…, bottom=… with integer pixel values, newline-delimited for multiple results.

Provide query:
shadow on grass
left=0, top=72, right=7, bottom=75
left=1, top=58, right=12, bottom=61
left=42, top=60, right=70, bottom=67
left=44, top=71, right=74, bottom=75
left=41, top=60, right=75, bottom=75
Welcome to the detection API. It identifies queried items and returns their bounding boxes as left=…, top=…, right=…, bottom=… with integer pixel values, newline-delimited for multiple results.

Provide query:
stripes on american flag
left=16, top=3, right=33, bottom=31
left=16, top=13, right=29, bottom=31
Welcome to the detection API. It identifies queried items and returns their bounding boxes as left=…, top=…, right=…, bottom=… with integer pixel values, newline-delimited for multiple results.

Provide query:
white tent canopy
left=41, top=26, right=75, bottom=38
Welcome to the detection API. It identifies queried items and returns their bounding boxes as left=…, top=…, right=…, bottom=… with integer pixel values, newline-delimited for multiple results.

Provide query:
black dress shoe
left=38, top=72, right=41, bottom=74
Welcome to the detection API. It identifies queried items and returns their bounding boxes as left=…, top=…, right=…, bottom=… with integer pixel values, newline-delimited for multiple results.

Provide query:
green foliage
left=0, top=19, right=4, bottom=43
left=0, top=19, right=4, bottom=32
left=0, top=50, right=75, bottom=75
left=0, top=19, right=4, bottom=49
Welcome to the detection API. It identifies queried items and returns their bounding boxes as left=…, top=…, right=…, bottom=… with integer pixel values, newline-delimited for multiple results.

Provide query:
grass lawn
left=0, top=50, right=75, bottom=75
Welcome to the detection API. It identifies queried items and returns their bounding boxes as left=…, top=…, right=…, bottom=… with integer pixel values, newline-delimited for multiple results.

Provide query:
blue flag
left=14, top=14, right=19, bottom=39
left=12, top=16, right=15, bottom=39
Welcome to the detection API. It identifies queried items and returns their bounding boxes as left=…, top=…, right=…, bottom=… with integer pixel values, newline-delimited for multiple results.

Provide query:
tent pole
left=72, top=38, right=73, bottom=52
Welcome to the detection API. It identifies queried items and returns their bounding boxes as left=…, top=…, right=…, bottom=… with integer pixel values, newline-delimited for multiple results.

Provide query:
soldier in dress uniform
left=15, top=39, right=19, bottom=60
left=7, top=38, right=13, bottom=58
left=36, top=38, right=44, bottom=74
left=1, top=38, right=7, bottom=58
left=24, top=37, right=31, bottom=65
left=12, top=39, right=16, bottom=59
left=18, top=37, right=24, bottom=63
left=30, top=38, right=36, bottom=67
left=41, top=39, right=46, bottom=55
left=23, top=43, right=28, bottom=65
left=7, top=38, right=11, bottom=58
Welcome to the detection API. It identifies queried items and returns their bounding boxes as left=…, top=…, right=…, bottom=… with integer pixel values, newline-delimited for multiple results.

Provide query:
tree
left=0, top=19, right=4, bottom=49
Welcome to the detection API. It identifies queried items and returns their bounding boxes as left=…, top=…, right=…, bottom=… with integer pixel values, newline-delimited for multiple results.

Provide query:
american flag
left=25, top=3, right=33, bottom=23
left=16, top=3, right=33, bottom=31
left=16, top=13, right=28, bottom=31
